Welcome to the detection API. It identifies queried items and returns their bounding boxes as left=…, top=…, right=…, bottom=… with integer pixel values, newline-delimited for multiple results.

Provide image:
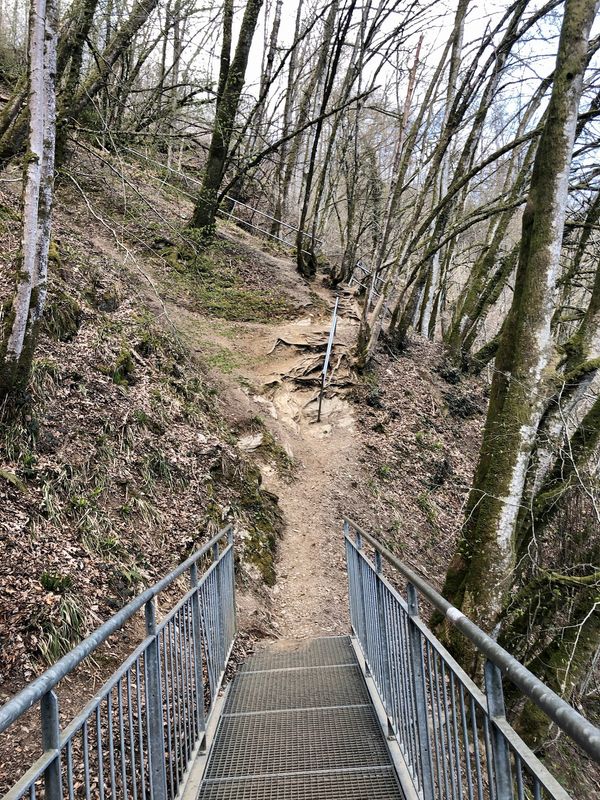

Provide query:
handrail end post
left=41, top=690, right=63, bottom=800
left=485, top=659, right=513, bottom=800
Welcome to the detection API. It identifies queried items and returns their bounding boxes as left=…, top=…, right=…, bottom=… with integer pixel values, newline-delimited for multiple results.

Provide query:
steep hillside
left=0, top=157, right=305, bottom=696
left=0, top=146, right=489, bottom=685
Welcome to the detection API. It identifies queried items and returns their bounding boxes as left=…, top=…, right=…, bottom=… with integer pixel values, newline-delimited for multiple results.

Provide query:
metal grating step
left=239, top=636, right=356, bottom=672
left=196, top=637, right=404, bottom=800
left=225, top=664, right=369, bottom=714
left=205, top=705, right=392, bottom=779
left=198, top=767, right=402, bottom=799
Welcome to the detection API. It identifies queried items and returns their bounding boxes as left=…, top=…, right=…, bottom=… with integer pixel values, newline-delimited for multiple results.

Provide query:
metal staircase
left=1, top=521, right=599, bottom=800
left=197, top=636, right=403, bottom=799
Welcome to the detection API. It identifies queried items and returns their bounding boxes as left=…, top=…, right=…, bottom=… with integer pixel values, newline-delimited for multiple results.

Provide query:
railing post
left=190, top=562, right=207, bottom=751
left=212, top=540, right=225, bottom=681
left=145, top=599, right=167, bottom=800
left=355, top=529, right=370, bottom=674
left=485, top=659, right=513, bottom=800
left=375, top=552, right=394, bottom=737
left=228, top=527, right=238, bottom=636
left=407, top=583, right=435, bottom=800
left=41, top=690, right=63, bottom=800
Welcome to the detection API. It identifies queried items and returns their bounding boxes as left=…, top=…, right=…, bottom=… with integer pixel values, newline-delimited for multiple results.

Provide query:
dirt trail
left=240, top=302, right=361, bottom=638
left=158, top=236, right=364, bottom=639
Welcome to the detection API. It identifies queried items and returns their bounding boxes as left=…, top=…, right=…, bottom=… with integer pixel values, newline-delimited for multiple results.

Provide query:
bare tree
left=438, top=0, right=599, bottom=665
left=189, top=0, right=264, bottom=234
left=0, top=0, right=57, bottom=402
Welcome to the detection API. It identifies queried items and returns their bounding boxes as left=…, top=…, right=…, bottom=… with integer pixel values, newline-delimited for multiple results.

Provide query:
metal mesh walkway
left=197, top=635, right=404, bottom=800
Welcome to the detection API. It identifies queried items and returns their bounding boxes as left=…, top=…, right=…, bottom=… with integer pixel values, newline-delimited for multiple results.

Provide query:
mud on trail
left=159, top=232, right=364, bottom=641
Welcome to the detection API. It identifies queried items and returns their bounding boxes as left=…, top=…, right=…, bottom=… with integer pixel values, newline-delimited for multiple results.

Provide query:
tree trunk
left=269, top=0, right=303, bottom=237
left=0, top=0, right=57, bottom=402
left=438, top=0, right=599, bottom=660
left=418, top=0, right=470, bottom=337
left=189, top=0, right=263, bottom=233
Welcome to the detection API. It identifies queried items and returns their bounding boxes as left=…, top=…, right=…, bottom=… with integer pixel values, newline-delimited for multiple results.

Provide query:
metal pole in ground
left=317, top=295, right=339, bottom=422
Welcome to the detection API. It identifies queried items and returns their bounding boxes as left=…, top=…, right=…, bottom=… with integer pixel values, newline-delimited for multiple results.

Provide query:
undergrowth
left=162, top=238, right=300, bottom=323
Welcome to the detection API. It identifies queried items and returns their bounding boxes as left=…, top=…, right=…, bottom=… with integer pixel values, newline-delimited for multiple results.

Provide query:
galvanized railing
left=317, top=296, right=339, bottom=422
left=344, top=518, right=600, bottom=800
left=0, top=526, right=236, bottom=800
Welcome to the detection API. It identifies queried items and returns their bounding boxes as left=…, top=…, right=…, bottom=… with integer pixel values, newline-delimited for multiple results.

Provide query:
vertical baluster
left=41, top=690, right=63, bottom=800
left=190, top=561, right=208, bottom=755
left=227, top=529, right=237, bottom=642
left=432, top=651, right=451, bottom=800
left=440, top=662, right=458, bottom=800
left=66, top=739, right=74, bottom=800
left=355, top=531, right=369, bottom=666
left=383, top=589, right=398, bottom=739
left=344, top=524, right=357, bottom=635
left=203, top=573, right=215, bottom=702
left=179, top=606, right=190, bottom=758
left=184, top=604, right=195, bottom=744
left=161, top=631, right=174, bottom=797
left=485, top=660, right=513, bottom=800
left=212, top=542, right=224, bottom=674
left=482, top=715, right=497, bottom=800
left=186, top=605, right=196, bottom=756
left=427, top=642, right=443, bottom=797
left=403, top=608, right=420, bottom=784
left=399, top=605, right=417, bottom=776
left=117, top=679, right=128, bottom=800
left=82, top=719, right=91, bottom=800
left=144, top=599, right=167, bottom=800
left=217, top=550, right=227, bottom=670
left=469, top=698, right=484, bottom=800
left=135, top=660, right=147, bottom=800
left=406, top=584, right=434, bottom=800
left=514, top=755, right=525, bottom=800
left=449, top=672, right=463, bottom=799
left=172, top=613, right=183, bottom=769
left=176, top=608, right=190, bottom=765
left=183, top=605, right=194, bottom=761
left=375, top=560, right=394, bottom=735
left=458, top=683, right=474, bottom=800
left=168, top=621, right=181, bottom=783
left=126, top=670, right=139, bottom=800
left=107, top=690, right=117, bottom=800
left=96, top=705, right=105, bottom=800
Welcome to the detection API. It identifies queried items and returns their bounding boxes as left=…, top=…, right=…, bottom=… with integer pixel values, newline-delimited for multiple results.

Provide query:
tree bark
left=439, top=0, right=599, bottom=658
left=0, top=0, right=57, bottom=401
left=189, top=0, right=263, bottom=233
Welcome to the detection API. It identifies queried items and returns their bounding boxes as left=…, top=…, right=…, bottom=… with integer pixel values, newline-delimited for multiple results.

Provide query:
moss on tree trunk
left=438, top=0, right=599, bottom=666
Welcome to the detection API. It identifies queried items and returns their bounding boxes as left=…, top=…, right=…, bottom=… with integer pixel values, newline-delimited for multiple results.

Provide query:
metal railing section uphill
left=317, top=296, right=339, bottom=423
left=344, top=518, right=600, bottom=800
left=0, top=526, right=236, bottom=800
left=107, top=144, right=321, bottom=257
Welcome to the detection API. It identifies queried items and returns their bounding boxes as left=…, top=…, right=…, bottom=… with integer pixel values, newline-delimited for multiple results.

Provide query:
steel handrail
left=0, top=525, right=232, bottom=733
left=344, top=517, right=600, bottom=763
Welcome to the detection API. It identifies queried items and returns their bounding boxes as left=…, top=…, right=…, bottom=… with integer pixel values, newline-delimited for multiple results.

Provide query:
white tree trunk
left=31, top=0, right=57, bottom=329
left=4, top=0, right=47, bottom=364
left=1, top=0, right=57, bottom=397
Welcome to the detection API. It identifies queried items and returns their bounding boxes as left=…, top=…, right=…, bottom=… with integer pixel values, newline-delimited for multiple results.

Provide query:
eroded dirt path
left=240, top=304, right=361, bottom=638
left=159, top=234, right=364, bottom=639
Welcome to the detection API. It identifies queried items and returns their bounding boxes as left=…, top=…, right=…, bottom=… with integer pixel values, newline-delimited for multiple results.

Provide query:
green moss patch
left=163, top=239, right=300, bottom=323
